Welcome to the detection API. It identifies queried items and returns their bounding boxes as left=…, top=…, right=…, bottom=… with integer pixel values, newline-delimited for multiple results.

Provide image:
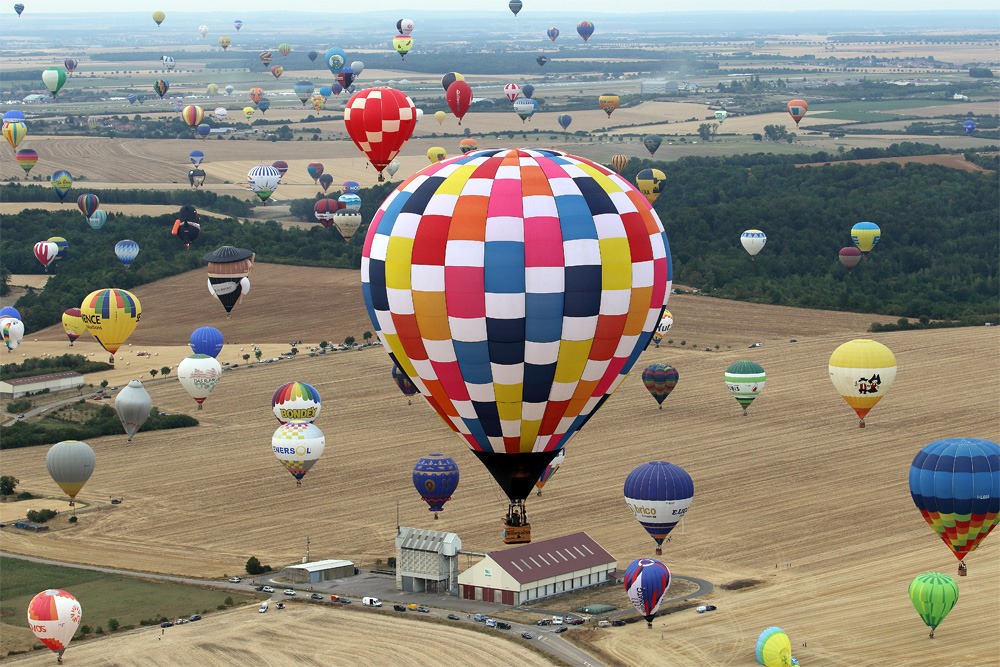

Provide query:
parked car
left=283, top=589, right=296, bottom=596
left=748, top=342, right=763, bottom=348
left=496, top=622, right=511, bottom=630
left=262, top=586, right=274, bottom=593
left=521, top=632, right=533, bottom=639
left=569, top=618, right=586, bottom=625
left=160, top=621, right=173, bottom=628
left=554, top=626, right=568, bottom=634
left=473, top=613, right=486, bottom=622
left=611, top=619, right=626, bottom=627
left=275, top=603, right=285, bottom=610
left=695, top=604, right=718, bottom=613
left=393, top=604, right=407, bottom=612
left=188, top=614, right=201, bottom=622
left=447, top=613, right=461, bottom=620
left=310, top=593, right=324, bottom=600
left=228, top=577, right=242, bottom=583
left=485, top=618, right=497, bottom=628
left=337, top=597, right=352, bottom=604
left=416, top=606, right=430, bottom=613
left=254, top=585, right=265, bottom=591
left=407, top=603, right=418, bottom=610
left=536, top=619, right=552, bottom=626
left=16, top=413, right=24, bottom=419
left=175, top=618, right=188, bottom=625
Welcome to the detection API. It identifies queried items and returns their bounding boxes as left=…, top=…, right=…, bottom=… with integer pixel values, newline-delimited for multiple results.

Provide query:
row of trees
left=1, top=354, right=113, bottom=380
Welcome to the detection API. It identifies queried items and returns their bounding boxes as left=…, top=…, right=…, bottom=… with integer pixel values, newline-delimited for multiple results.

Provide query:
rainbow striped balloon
left=272, top=381, right=322, bottom=423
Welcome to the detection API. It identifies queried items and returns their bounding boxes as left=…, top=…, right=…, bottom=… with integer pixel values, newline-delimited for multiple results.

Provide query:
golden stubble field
left=1, top=264, right=998, bottom=666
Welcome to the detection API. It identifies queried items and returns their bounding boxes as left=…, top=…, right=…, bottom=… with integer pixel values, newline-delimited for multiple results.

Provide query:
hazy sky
left=13, top=1, right=1000, bottom=12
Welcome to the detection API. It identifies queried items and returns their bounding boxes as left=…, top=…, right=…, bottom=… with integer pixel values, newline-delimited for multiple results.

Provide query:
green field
left=0, top=557, right=256, bottom=638
left=809, top=98, right=957, bottom=122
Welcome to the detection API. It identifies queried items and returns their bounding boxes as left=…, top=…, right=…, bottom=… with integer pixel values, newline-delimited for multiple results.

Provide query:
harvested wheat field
left=4, top=604, right=553, bottom=667
left=1, top=262, right=997, bottom=665
left=796, top=154, right=987, bottom=172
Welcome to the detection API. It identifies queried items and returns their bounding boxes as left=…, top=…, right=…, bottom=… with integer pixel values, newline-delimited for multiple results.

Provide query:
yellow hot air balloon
left=427, top=146, right=446, bottom=163
left=207, top=83, right=219, bottom=96
left=755, top=627, right=799, bottom=667
left=243, top=106, right=256, bottom=120
left=829, top=339, right=896, bottom=428
left=152, top=10, right=165, bottom=26
left=79, top=289, right=141, bottom=363
left=599, top=94, right=620, bottom=117
left=434, top=110, right=446, bottom=125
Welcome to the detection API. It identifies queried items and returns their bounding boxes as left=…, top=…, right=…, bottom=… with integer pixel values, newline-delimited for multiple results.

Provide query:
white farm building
left=0, top=372, right=84, bottom=399
left=458, top=532, right=616, bottom=605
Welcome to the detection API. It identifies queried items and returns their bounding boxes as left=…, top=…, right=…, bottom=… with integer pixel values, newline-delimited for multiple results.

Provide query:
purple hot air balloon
left=412, top=454, right=460, bottom=519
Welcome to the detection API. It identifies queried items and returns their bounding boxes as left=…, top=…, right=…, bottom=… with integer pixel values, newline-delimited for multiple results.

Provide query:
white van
left=258, top=601, right=269, bottom=613
left=597, top=620, right=610, bottom=628
left=551, top=616, right=563, bottom=625
left=362, top=597, right=382, bottom=607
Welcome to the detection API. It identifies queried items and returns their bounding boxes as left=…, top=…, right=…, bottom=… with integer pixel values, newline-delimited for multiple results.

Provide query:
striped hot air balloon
left=725, top=360, right=766, bottom=416
left=272, top=382, right=322, bottom=423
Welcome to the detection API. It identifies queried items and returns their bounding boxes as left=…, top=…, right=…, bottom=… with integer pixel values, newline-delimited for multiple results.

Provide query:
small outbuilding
left=395, top=526, right=462, bottom=594
left=281, top=559, right=355, bottom=584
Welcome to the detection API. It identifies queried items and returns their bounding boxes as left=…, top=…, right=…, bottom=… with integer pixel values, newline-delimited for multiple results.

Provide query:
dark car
left=393, top=604, right=407, bottom=612
left=447, top=613, right=461, bottom=620
left=495, top=622, right=511, bottom=630
left=569, top=618, right=586, bottom=625
left=536, top=619, right=551, bottom=626
left=310, top=593, right=324, bottom=600
left=337, top=597, right=352, bottom=604
left=160, top=621, right=173, bottom=628
left=255, top=585, right=265, bottom=591
left=188, top=614, right=202, bottom=622
left=521, top=632, right=532, bottom=639
left=611, top=619, right=626, bottom=627
left=554, top=626, right=568, bottom=634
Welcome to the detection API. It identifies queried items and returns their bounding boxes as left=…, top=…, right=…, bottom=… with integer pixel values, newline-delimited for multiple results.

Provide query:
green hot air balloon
left=908, top=572, right=959, bottom=639
left=724, top=360, right=766, bottom=416
left=45, top=440, right=96, bottom=513
left=42, top=67, right=68, bottom=97
left=114, top=380, right=152, bottom=443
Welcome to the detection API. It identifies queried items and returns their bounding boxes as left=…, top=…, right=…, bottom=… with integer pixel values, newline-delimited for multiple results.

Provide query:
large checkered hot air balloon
left=909, top=438, right=1000, bottom=576
left=272, top=422, right=325, bottom=485
left=623, top=558, right=670, bottom=627
left=27, top=589, right=82, bottom=663
left=362, top=148, right=671, bottom=544
left=343, top=87, right=417, bottom=182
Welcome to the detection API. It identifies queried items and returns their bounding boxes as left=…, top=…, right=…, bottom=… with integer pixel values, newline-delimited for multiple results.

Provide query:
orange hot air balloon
left=249, top=88, right=264, bottom=106
left=787, top=99, right=808, bottom=126
left=610, top=154, right=628, bottom=173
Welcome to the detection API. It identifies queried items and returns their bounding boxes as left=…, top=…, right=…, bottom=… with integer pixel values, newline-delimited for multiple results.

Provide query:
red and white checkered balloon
left=343, top=87, right=417, bottom=181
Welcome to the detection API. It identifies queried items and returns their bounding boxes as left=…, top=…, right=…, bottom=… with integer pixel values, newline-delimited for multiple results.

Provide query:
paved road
left=0, top=551, right=714, bottom=666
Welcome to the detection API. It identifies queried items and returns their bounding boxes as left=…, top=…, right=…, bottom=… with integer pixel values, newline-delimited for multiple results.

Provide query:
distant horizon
left=9, top=4, right=1000, bottom=14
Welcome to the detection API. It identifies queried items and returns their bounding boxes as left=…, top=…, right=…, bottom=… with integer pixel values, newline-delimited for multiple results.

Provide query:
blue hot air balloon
left=114, top=239, right=140, bottom=269
left=623, top=558, right=670, bottom=627
left=127, top=94, right=138, bottom=105
left=257, top=98, right=271, bottom=114
left=522, top=83, right=535, bottom=99
left=342, top=180, right=361, bottom=195
left=189, top=149, right=205, bottom=166
left=962, top=119, right=977, bottom=135
left=319, top=85, right=333, bottom=98
left=624, top=461, right=694, bottom=555
left=412, top=454, right=460, bottom=518
left=909, top=438, right=1000, bottom=575
left=196, top=123, right=211, bottom=138
left=557, top=114, right=572, bottom=130
left=324, top=47, right=347, bottom=74
left=0, top=306, right=22, bottom=320
left=189, top=326, right=224, bottom=358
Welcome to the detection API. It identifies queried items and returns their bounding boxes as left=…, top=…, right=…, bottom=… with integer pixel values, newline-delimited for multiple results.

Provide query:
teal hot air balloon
left=88, top=210, right=107, bottom=230
left=641, top=363, right=678, bottom=409
left=725, top=360, right=765, bottom=416
left=643, top=134, right=662, bottom=156
left=908, top=572, right=959, bottom=639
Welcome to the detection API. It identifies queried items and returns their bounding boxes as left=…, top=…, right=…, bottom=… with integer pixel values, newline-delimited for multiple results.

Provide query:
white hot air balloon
left=114, top=380, right=152, bottom=443
left=45, top=440, right=95, bottom=510
left=27, top=589, right=82, bottom=663
left=214, top=107, right=228, bottom=120
left=247, top=165, right=282, bottom=202
left=272, top=422, right=325, bottom=485
left=177, top=354, right=222, bottom=410
left=1, top=317, right=25, bottom=352
left=740, top=229, right=766, bottom=257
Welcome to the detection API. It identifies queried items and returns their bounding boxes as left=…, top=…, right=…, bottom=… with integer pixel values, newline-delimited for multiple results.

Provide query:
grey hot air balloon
left=115, top=380, right=152, bottom=443
left=45, top=440, right=96, bottom=512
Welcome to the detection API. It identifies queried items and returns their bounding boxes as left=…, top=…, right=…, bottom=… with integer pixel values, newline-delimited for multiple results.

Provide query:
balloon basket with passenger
left=503, top=500, right=531, bottom=544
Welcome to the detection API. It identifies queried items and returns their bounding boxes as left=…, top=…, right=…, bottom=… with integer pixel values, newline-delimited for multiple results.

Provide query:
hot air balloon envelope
left=272, top=382, right=322, bottom=423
